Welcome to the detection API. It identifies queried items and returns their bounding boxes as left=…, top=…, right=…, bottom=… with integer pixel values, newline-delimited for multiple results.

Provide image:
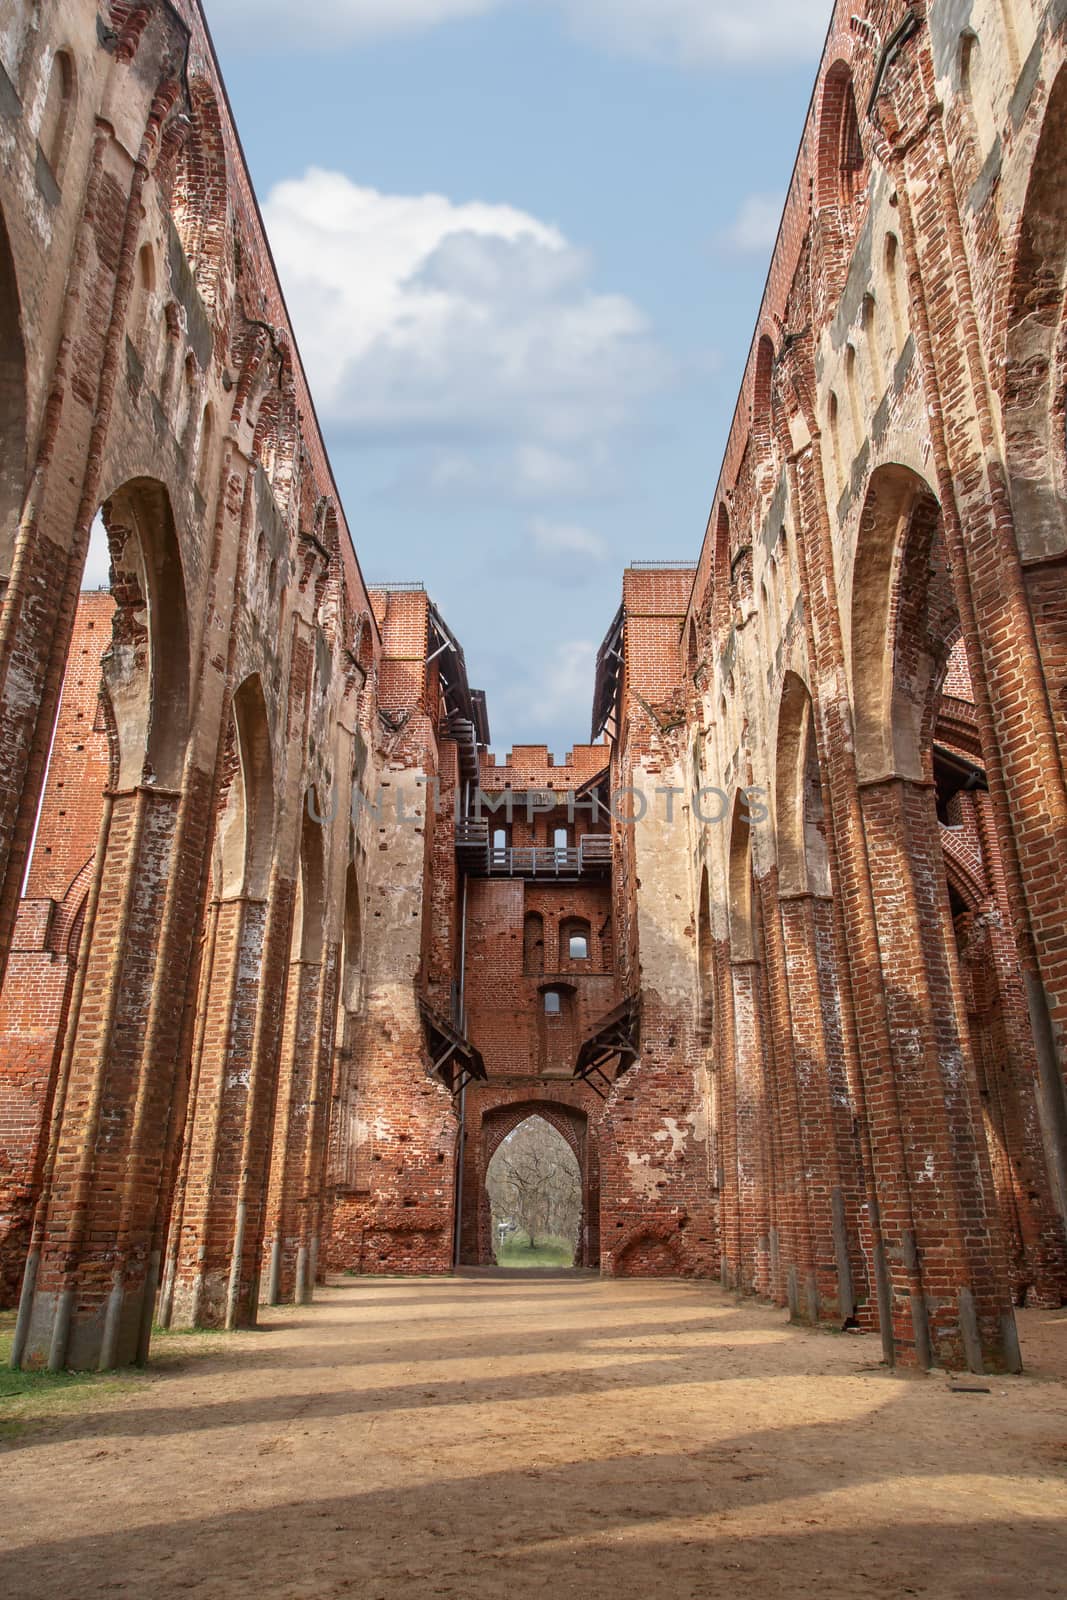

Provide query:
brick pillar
left=298, top=940, right=341, bottom=1300
left=885, top=104, right=1067, bottom=1225
left=777, top=891, right=858, bottom=1320
left=811, top=894, right=871, bottom=1323
left=13, top=774, right=212, bottom=1370
left=730, top=960, right=771, bottom=1297
left=963, top=789, right=1067, bottom=1305
left=0, top=904, right=79, bottom=1304
left=860, top=775, right=1019, bottom=1371
left=715, top=935, right=741, bottom=1288
left=263, top=952, right=323, bottom=1305
left=162, top=893, right=270, bottom=1328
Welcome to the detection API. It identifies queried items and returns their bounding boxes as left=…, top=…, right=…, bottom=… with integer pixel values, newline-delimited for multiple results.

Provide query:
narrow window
left=885, top=234, right=908, bottom=356
left=197, top=403, right=215, bottom=493
left=524, top=911, right=545, bottom=976
left=862, top=293, right=884, bottom=399
left=544, top=990, right=561, bottom=1017
left=179, top=354, right=197, bottom=446
left=828, top=391, right=844, bottom=492
left=838, top=77, right=864, bottom=204
left=39, top=50, right=75, bottom=182
left=845, top=343, right=863, bottom=450
left=133, top=245, right=156, bottom=376
left=958, top=30, right=977, bottom=99
left=569, top=934, right=588, bottom=961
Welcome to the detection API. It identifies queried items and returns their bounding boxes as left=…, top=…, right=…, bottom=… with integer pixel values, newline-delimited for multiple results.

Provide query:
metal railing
left=454, top=823, right=612, bottom=877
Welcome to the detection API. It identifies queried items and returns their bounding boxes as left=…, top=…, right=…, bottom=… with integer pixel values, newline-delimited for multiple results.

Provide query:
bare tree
left=487, top=1116, right=581, bottom=1254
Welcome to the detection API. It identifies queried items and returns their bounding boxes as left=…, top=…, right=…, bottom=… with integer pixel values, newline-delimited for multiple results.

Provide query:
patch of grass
left=494, top=1234, right=575, bottom=1269
left=0, top=1310, right=232, bottom=1442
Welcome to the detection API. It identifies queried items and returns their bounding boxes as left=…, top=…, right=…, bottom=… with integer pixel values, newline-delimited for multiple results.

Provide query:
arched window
left=753, top=334, right=775, bottom=448
left=818, top=63, right=865, bottom=211
left=523, top=911, right=544, bottom=976
left=828, top=391, right=844, bottom=493
left=713, top=503, right=731, bottom=641
left=39, top=50, right=75, bottom=184
left=543, top=989, right=562, bottom=1017
left=341, top=862, right=363, bottom=1014
left=958, top=29, right=978, bottom=99
left=197, top=403, right=215, bottom=493
left=885, top=234, right=908, bottom=356
left=560, top=917, right=591, bottom=965
left=169, top=80, right=227, bottom=310
left=697, top=869, right=714, bottom=1032
left=862, top=293, right=884, bottom=399
left=845, top=343, right=863, bottom=448
left=178, top=354, right=197, bottom=447
left=132, top=244, right=156, bottom=377
left=838, top=77, right=864, bottom=204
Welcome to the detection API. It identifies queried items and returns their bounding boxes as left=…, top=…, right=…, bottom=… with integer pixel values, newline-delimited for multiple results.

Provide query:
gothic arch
left=215, top=674, right=274, bottom=902
left=340, top=860, right=364, bottom=1014
left=941, top=828, right=989, bottom=915
left=850, top=465, right=950, bottom=785
left=728, top=789, right=755, bottom=963
left=294, top=789, right=326, bottom=965
left=168, top=79, right=228, bottom=311
left=775, top=671, right=829, bottom=898
left=96, top=478, right=190, bottom=790
left=816, top=60, right=865, bottom=212
left=0, top=200, right=26, bottom=587
left=752, top=333, right=776, bottom=456
left=712, top=504, right=731, bottom=643
left=697, top=866, right=714, bottom=1033
left=482, top=1099, right=585, bottom=1172
left=1003, top=63, right=1067, bottom=562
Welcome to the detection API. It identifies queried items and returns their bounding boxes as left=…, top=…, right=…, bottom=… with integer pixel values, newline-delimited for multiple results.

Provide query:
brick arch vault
left=459, top=1091, right=601, bottom=1269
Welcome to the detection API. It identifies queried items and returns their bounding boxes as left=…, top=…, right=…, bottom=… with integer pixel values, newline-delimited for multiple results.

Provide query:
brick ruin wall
left=0, top=0, right=1065, bottom=1374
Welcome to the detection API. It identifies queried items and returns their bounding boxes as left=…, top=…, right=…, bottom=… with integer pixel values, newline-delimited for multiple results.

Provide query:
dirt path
left=2, top=1276, right=1067, bottom=1599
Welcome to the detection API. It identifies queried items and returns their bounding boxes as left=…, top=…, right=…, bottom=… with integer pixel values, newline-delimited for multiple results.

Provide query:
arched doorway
left=487, top=1115, right=582, bottom=1267
left=469, top=1098, right=598, bottom=1269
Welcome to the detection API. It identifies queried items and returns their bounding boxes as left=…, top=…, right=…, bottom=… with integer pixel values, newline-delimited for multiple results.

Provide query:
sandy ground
left=2, top=1273, right=1067, bottom=1599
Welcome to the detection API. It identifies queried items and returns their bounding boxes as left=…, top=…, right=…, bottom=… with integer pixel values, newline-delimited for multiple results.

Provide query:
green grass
left=0, top=1309, right=230, bottom=1442
left=494, top=1234, right=576, bottom=1269
left=0, top=1310, right=135, bottom=1441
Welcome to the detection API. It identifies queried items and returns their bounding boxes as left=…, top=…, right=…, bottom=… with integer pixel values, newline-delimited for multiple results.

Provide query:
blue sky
left=205, top=0, right=829, bottom=758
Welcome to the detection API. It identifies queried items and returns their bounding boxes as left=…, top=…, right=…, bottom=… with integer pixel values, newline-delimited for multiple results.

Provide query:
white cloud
left=528, top=518, right=608, bottom=562
left=208, top=0, right=830, bottom=63
left=263, top=168, right=666, bottom=457
left=508, top=639, right=599, bottom=734
left=719, top=192, right=784, bottom=256
left=383, top=442, right=613, bottom=505
left=208, top=0, right=501, bottom=46
left=559, top=0, right=829, bottom=66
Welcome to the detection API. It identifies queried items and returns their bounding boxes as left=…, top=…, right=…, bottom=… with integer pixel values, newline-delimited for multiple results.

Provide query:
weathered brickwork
left=663, top=0, right=1067, bottom=1370
left=0, top=0, right=1065, bottom=1380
